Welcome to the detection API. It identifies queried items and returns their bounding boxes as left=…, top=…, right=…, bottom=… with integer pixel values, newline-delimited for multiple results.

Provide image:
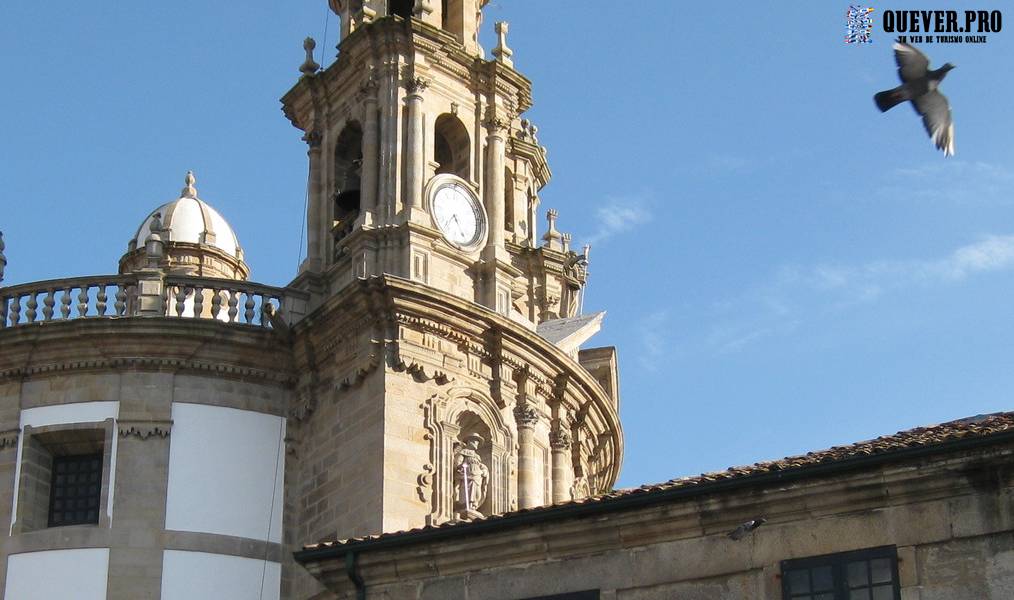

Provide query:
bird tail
left=874, top=87, right=907, bottom=112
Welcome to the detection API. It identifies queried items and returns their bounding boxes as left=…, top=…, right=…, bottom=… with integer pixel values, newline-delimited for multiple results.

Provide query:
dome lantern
left=119, top=171, right=249, bottom=280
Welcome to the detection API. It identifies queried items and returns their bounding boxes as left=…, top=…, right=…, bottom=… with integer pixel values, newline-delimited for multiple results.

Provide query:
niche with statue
left=420, top=388, right=513, bottom=524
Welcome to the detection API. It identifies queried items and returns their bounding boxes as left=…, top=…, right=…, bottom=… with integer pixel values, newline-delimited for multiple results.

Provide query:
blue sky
left=2, top=2, right=1012, bottom=488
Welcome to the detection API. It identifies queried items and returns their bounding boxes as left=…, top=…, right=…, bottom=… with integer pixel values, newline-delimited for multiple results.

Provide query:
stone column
left=483, top=116, right=508, bottom=254
left=550, top=424, right=572, bottom=504
left=403, top=77, right=427, bottom=222
left=514, top=404, right=540, bottom=509
left=302, top=131, right=324, bottom=271
left=359, top=79, right=380, bottom=226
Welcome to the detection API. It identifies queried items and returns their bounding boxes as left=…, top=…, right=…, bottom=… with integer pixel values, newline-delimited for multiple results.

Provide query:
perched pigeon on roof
left=874, top=39, right=955, bottom=156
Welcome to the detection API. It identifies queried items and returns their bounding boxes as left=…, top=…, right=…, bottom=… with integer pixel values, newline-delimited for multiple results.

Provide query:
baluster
left=114, top=284, right=126, bottom=316
left=77, top=286, right=89, bottom=317
left=0, top=296, right=8, bottom=328
left=96, top=284, right=108, bottom=316
left=42, top=289, right=56, bottom=321
left=60, top=288, right=72, bottom=319
left=244, top=291, right=255, bottom=323
left=259, top=295, right=273, bottom=328
left=227, top=289, right=239, bottom=323
left=26, top=292, right=38, bottom=323
left=9, top=295, right=21, bottom=326
left=126, top=285, right=138, bottom=316
left=193, top=285, right=204, bottom=318
left=210, top=289, right=222, bottom=320
left=174, top=286, right=187, bottom=317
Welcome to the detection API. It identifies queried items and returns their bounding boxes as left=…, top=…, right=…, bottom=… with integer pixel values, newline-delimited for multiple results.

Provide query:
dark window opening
left=390, top=0, right=414, bottom=19
left=434, top=114, right=470, bottom=179
left=782, top=546, right=900, bottom=600
left=333, top=122, right=364, bottom=249
left=48, top=453, right=102, bottom=527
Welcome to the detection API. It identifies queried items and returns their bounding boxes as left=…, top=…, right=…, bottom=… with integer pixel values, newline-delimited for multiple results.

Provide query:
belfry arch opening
left=434, top=114, right=470, bottom=180
left=390, top=0, right=413, bottom=19
left=333, top=121, right=363, bottom=244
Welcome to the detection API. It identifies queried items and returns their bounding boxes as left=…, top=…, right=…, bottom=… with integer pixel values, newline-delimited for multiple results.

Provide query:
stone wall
left=304, top=442, right=1014, bottom=600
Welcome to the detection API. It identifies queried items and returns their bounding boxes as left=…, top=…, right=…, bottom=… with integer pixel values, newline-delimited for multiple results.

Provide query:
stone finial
left=144, top=212, right=165, bottom=268
left=180, top=171, right=198, bottom=199
left=542, top=209, right=563, bottom=250
left=493, top=22, right=514, bottom=68
left=300, top=37, right=320, bottom=75
left=0, top=230, right=6, bottom=284
left=582, top=244, right=591, bottom=261
left=562, top=233, right=571, bottom=253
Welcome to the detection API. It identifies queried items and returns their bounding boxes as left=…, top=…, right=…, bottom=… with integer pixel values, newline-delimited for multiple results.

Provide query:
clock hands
left=449, top=214, right=466, bottom=240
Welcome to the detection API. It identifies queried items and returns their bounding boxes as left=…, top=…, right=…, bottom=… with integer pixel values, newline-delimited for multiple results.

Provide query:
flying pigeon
left=727, top=517, right=766, bottom=541
left=874, top=39, right=955, bottom=156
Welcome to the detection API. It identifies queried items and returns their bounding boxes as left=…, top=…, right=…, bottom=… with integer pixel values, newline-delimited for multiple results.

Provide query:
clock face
left=430, top=181, right=486, bottom=249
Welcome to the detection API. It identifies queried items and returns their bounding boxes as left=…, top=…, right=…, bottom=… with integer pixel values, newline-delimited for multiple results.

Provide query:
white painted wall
left=161, top=550, right=280, bottom=600
left=10, top=401, right=120, bottom=532
left=5, top=548, right=110, bottom=599
left=165, top=403, right=284, bottom=542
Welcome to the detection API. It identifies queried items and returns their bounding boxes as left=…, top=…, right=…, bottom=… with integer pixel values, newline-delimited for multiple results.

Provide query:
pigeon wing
left=894, top=41, right=930, bottom=82
left=913, top=90, right=955, bottom=156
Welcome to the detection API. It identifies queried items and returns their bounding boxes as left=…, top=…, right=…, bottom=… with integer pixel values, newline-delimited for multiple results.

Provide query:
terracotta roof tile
left=302, top=412, right=1014, bottom=551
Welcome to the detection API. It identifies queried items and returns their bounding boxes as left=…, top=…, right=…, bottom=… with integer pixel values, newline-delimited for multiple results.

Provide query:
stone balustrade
left=163, top=275, right=308, bottom=328
left=0, top=274, right=308, bottom=330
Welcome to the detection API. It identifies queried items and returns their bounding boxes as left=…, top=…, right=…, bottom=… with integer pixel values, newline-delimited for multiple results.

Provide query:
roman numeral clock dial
left=429, top=177, right=487, bottom=251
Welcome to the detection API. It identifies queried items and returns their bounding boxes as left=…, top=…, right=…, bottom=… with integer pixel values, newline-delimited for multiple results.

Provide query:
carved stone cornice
left=118, top=419, right=172, bottom=440
left=0, top=357, right=294, bottom=386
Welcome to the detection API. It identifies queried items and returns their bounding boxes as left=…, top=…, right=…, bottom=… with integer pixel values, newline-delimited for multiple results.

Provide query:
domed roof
left=132, top=171, right=242, bottom=259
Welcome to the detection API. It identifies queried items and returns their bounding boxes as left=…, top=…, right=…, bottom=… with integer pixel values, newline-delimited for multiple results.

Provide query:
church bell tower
left=281, top=4, right=621, bottom=594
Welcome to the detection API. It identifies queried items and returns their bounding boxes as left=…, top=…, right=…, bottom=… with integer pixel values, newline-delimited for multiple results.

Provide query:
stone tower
left=282, top=2, right=622, bottom=593
left=0, top=4, right=622, bottom=599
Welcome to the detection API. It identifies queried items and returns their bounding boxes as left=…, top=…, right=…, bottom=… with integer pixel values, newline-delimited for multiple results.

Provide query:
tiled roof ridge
left=302, top=411, right=1014, bottom=551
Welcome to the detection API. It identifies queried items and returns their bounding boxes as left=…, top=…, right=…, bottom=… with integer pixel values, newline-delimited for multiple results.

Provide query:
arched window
left=433, top=114, right=470, bottom=180
left=333, top=122, right=363, bottom=243
left=390, top=0, right=413, bottom=19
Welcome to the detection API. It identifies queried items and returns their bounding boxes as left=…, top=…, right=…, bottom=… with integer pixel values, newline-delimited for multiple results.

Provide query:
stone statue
left=454, top=433, right=489, bottom=518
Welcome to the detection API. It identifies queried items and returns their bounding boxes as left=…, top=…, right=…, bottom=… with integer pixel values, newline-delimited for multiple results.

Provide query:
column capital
left=483, top=115, right=510, bottom=135
left=514, top=404, right=540, bottom=430
left=549, top=427, right=571, bottom=451
left=405, top=76, right=429, bottom=96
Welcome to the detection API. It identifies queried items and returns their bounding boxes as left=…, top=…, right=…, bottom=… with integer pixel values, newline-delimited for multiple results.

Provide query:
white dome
left=133, top=172, right=242, bottom=259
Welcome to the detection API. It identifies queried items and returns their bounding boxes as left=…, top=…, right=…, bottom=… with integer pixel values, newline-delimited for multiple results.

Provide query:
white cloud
left=881, top=161, right=1014, bottom=206
left=585, top=198, right=651, bottom=245
left=636, top=310, right=670, bottom=371
left=792, top=235, right=1014, bottom=299
left=694, top=235, right=1014, bottom=355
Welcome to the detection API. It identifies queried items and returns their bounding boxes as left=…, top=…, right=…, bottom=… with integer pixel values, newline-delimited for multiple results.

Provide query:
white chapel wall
left=161, top=550, right=280, bottom=600
left=165, top=402, right=284, bottom=542
left=4, top=548, right=110, bottom=599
